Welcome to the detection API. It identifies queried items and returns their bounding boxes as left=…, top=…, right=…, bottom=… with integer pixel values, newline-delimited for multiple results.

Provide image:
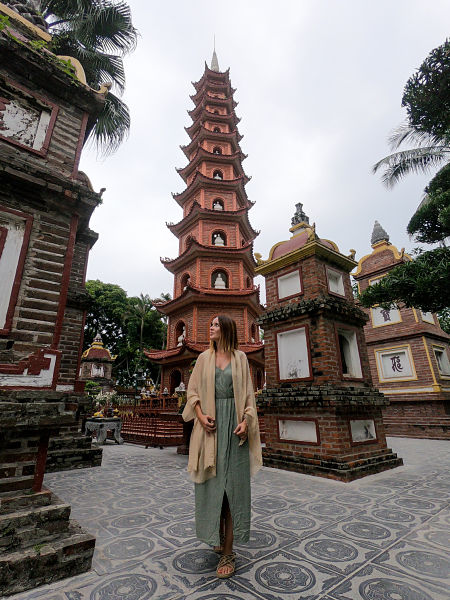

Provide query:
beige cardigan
left=182, top=348, right=263, bottom=484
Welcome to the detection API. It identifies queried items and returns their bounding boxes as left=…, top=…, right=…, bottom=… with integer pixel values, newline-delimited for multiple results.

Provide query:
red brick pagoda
left=145, top=51, right=264, bottom=392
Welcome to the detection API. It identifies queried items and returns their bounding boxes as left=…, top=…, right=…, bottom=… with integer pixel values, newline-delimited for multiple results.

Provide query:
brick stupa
left=255, top=205, right=403, bottom=481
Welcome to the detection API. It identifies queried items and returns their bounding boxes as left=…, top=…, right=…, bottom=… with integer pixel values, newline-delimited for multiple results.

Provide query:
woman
left=182, top=315, right=262, bottom=578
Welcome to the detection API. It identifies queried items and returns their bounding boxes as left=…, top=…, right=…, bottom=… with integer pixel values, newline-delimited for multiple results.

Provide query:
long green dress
left=194, top=363, right=251, bottom=546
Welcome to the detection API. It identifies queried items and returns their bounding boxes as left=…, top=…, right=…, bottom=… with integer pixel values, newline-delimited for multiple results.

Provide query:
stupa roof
left=371, top=220, right=390, bottom=246
left=81, top=333, right=116, bottom=361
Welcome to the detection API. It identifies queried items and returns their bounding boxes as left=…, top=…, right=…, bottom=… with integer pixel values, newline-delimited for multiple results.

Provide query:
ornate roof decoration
left=371, top=220, right=390, bottom=247
left=81, top=333, right=117, bottom=361
left=291, top=202, right=310, bottom=227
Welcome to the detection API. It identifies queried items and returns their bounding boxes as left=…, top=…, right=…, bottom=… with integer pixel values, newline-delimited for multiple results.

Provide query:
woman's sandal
left=216, top=552, right=236, bottom=578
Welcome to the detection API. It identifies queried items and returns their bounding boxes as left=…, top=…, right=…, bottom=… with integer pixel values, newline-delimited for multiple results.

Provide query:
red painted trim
left=333, top=322, right=364, bottom=381
left=71, top=112, right=89, bottom=178
left=51, top=214, right=79, bottom=349
left=0, top=226, right=7, bottom=260
left=276, top=416, right=320, bottom=446
left=0, top=76, right=59, bottom=157
left=348, top=418, right=379, bottom=447
left=0, top=348, right=61, bottom=390
left=0, top=204, right=33, bottom=336
left=325, top=264, right=346, bottom=298
left=276, top=266, right=304, bottom=302
left=275, top=323, right=314, bottom=382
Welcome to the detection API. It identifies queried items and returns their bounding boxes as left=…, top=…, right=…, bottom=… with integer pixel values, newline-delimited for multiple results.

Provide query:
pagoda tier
left=176, top=147, right=247, bottom=184
left=188, top=95, right=238, bottom=121
left=172, top=172, right=250, bottom=208
left=166, top=202, right=259, bottom=241
left=181, top=127, right=243, bottom=159
left=145, top=52, right=265, bottom=394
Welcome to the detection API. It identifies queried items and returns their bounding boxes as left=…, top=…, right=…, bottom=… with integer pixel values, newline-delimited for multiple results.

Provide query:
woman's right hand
left=199, top=413, right=216, bottom=433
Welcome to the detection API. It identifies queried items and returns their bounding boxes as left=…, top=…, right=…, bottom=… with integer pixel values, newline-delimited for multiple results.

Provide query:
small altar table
left=85, top=417, right=124, bottom=444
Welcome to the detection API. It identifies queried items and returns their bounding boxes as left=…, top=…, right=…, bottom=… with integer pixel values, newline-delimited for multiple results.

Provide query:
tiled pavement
left=10, top=437, right=450, bottom=600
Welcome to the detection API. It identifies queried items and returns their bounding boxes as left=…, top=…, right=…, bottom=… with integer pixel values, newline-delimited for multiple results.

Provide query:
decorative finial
left=371, top=220, right=390, bottom=246
left=93, top=332, right=103, bottom=344
left=211, top=36, right=220, bottom=72
left=291, top=203, right=309, bottom=227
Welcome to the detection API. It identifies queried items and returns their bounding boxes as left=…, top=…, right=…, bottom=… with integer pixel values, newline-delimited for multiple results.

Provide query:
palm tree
left=373, top=122, right=450, bottom=188
left=27, top=0, right=137, bottom=154
left=125, top=294, right=153, bottom=353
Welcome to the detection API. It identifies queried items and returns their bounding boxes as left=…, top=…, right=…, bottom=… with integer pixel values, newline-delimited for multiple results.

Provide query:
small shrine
left=255, top=205, right=403, bottom=481
left=353, top=221, right=450, bottom=439
left=80, top=333, right=116, bottom=392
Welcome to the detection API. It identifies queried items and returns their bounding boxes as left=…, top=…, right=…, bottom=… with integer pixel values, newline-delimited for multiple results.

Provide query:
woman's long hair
left=210, top=315, right=239, bottom=352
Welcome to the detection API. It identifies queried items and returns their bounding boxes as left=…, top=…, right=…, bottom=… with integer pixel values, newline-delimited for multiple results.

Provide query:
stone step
left=0, top=475, right=34, bottom=495
left=0, top=524, right=95, bottom=597
left=0, top=499, right=71, bottom=552
left=0, top=488, right=52, bottom=515
left=48, top=434, right=93, bottom=451
left=0, top=462, right=35, bottom=480
left=45, top=447, right=103, bottom=473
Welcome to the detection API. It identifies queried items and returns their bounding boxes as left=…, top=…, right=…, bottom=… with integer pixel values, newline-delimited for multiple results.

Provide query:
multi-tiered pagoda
left=145, top=52, right=264, bottom=392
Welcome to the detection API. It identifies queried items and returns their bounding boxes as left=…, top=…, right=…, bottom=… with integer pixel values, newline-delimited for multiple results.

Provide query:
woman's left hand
left=234, top=419, right=248, bottom=441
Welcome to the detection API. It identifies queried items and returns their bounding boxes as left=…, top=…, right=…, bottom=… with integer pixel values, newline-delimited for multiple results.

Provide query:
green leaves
left=42, top=0, right=137, bottom=155
left=84, top=281, right=167, bottom=386
left=357, top=248, right=450, bottom=313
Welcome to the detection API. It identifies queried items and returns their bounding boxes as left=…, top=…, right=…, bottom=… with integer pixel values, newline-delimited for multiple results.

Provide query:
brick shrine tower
left=353, top=221, right=450, bottom=439
left=0, top=3, right=106, bottom=593
left=79, top=332, right=116, bottom=392
left=145, top=52, right=264, bottom=391
left=254, top=205, right=403, bottom=481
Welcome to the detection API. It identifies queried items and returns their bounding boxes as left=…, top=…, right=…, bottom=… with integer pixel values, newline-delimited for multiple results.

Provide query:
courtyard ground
left=10, top=437, right=450, bottom=600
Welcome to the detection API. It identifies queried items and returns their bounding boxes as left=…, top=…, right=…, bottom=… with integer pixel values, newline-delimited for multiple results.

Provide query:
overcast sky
left=79, top=0, right=449, bottom=302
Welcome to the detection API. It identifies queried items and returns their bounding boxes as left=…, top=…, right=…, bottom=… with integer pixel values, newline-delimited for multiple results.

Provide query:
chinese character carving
left=391, top=355, right=403, bottom=372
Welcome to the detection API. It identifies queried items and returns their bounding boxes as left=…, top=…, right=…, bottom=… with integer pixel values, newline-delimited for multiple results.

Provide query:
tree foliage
left=360, top=40, right=450, bottom=317
left=32, top=0, right=137, bottom=154
left=373, top=40, right=450, bottom=188
left=402, top=39, right=450, bottom=138
left=84, top=280, right=167, bottom=385
left=358, top=248, right=450, bottom=313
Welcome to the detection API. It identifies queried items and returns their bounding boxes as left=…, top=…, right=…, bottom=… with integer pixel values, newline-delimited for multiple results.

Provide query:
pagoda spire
left=211, top=39, right=220, bottom=72
left=371, top=220, right=390, bottom=247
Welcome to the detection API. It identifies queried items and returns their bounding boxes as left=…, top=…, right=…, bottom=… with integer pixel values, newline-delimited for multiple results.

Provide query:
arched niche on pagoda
left=213, top=126, right=221, bottom=133
left=213, top=169, right=223, bottom=180
left=250, top=322, right=258, bottom=342
left=212, top=146, right=222, bottom=155
left=212, top=230, right=226, bottom=246
left=211, top=268, right=229, bottom=289
left=212, top=197, right=224, bottom=211
left=175, top=320, right=186, bottom=346
left=180, top=272, right=191, bottom=290
left=246, top=276, right=252, bottom=288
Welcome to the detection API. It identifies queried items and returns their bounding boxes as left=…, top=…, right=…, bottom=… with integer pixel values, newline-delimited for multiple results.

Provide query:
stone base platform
left=0, top=488, right=95, bottom=597
left=262, top=446, right=403, bottom=481
left=258, top=385, right=403, bottom=482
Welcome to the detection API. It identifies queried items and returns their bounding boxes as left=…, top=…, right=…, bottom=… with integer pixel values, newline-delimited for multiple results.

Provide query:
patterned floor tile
left=327, top=562, right=447, bottom=600
left=323, top=515, right=406, bottom=549
left=232, top=547, right=344, bottom=600
left=284, top=529, right=381, bottom=576
left=372, top=538, right=450, bottom=591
